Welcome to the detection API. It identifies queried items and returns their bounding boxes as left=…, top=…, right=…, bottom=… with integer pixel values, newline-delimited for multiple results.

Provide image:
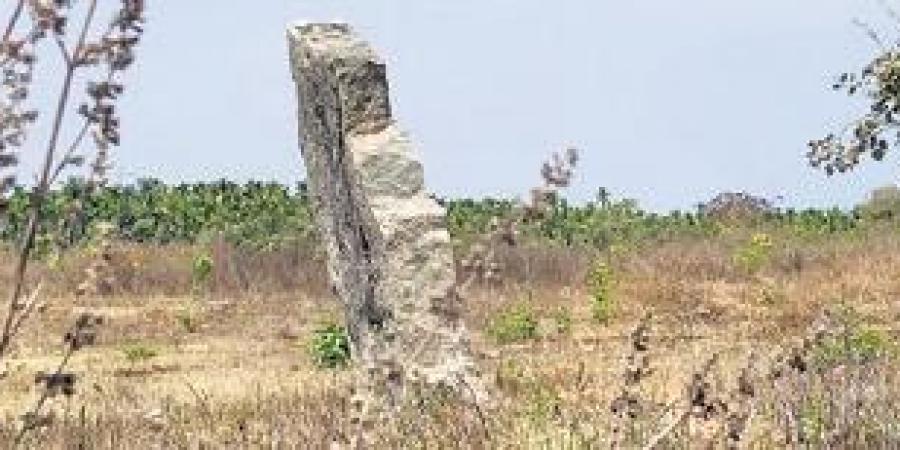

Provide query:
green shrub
left=175, top=307, right=202, bottom=333
left=309, top=323, right=351, bottom=369
left=0, top=180, right=876, bottom=250
left=586, top=259, right=615, bottom=323
left=814, top=326, right=896, bottom=368
left=493, top=359, right=561, bottom=425
left=488, top=302, right=539, bottom=344
left=523, top=379, right=562, bottom=425
left=191, top=253, right=214, bottom=293
left=733, top=232, right=774, bottom=275
left=550, top=307, right=572, bottom=336
left=121, top=344, right=159, bottom=365
left=756, top=279, right=786, bottom=306
left=812, top=305, right=896, bottom=368
left=799, top=398, right=827, bottom=445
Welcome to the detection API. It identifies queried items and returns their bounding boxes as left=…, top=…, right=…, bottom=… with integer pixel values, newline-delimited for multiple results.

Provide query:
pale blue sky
left=11, top=1, right=900, bottom=211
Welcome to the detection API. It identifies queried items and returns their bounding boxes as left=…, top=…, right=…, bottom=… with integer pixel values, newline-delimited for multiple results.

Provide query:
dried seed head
left=737, top=362, right=756, bottom=398
left=63, top=312, right=103, bottom=350
left=687, top=355, right=724, bottom=420
left=20, top=411, right=54, bottom=431
left=540, top=147, right=580, bottom=188
left=34, top=371, right=76, bottom=398
left=610, top=313, right=655, bottom=441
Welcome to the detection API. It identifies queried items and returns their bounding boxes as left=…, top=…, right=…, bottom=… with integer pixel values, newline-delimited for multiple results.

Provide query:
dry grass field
left=2, top=227, right=900, bottom=448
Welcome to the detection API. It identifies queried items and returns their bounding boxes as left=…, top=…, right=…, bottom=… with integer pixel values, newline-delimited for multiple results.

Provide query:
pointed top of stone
left=287, top=22, right=384, bottom=79
left=287, top=22, right=392, bottom=135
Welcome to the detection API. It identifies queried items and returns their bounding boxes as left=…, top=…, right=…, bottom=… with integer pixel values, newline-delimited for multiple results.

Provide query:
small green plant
left=175, top=307, right=202, bottom=334
left=756, top=279, right=786, bottom=306
left=191, top=253, right=214, bottom=294
left=733, top=233, right=774, bottom=275
left=586, top=259, right=615, bottom=323
left=493, top=359, right=561, bottom=425
left=309, top=323, right=351, bottom=369
left=550, top=307, right=572, bottom=336
left=798, top=397, right=827, bottom=445
left=494, top=358, right=527, bottom=392
left=523, top=379, right=563, bottom=425
left=488, top=302, right=539, bottom=344
left=121, top=344, right=159, bottom=365
left=814, top=326, right=895, bottom=368
left=813, top=304, right=896, bottom=368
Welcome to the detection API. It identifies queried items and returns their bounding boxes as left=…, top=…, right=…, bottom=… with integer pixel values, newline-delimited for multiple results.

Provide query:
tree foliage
left=808, top=12, right=900, bottom=175
left=0, top=181, right=879, bottom=256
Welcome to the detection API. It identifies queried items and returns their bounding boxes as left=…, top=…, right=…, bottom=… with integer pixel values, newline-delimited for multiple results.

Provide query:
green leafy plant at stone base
left=586, top=259, right=615, bottom=324
left=309, top=323, right=351, bottom=369
left=488, top=302, right=539, bottom=344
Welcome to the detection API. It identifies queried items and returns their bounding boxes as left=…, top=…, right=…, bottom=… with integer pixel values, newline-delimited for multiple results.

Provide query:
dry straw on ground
left=1, top=225, right=899, bottom=447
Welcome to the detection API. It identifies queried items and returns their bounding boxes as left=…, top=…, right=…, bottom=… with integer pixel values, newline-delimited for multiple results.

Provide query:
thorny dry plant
left=609, top=313, right=653, bottom=449
left=0, top=0, right=146, bottom=442
left=605, top=315, right=729, bottom=449
left=612, top=308, right=875, bottom=449
left=458, top=147, right=579, bottom=291
left=610, top=318, right=738, bottom=450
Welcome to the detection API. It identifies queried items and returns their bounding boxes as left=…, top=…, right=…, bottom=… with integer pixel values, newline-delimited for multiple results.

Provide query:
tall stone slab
left=286, top=22, right=483, bottom=429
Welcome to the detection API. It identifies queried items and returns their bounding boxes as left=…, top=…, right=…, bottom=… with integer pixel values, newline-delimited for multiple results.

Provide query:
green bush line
left=0, top=179, right=887, bottom=251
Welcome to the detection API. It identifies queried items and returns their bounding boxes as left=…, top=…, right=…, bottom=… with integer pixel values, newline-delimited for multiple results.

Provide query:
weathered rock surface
left=287, top=22, right=483, bottom=429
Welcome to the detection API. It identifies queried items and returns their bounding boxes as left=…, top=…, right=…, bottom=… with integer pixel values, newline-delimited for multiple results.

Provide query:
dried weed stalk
left=642, top=353, right=722, bottom=449
left=0, top=0, right=146, bottom=442
left=610, top=313, right=653, bottom=449
left=16, top=311, right=102, bottom=443
left=723, top=354, right=758, bottom=448
left=458, top=147, right=579, bottom=291
left=639, top=310, right=852, bottom=449
left=0, top=0, right=145, bottom=357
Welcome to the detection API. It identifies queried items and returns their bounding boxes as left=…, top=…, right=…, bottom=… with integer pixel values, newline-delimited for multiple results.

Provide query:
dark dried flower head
left=630, top=317, right=651, bottom=353
left=737, top=362, right=756, bottom=398
left=0, top=153, right=17, bottom=167
left=687, top=355, right=724, bottom=420
left=28, top=0, right=73, bottom=36
left=34, top=371, right=76, bottom=398
left=540, top=147, right=579, bottom=189
left=63, top=313, right=104, bottom=350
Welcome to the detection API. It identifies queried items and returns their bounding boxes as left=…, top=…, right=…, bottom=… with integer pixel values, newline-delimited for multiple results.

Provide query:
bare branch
left=1, top=0, right=26, bottom=44
left=852, top=18, right=887, bottom=49
left=53, top=34, right=71, bottom=68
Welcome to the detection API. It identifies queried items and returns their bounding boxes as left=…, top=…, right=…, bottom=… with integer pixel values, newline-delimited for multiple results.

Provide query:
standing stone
left=286, top=22, right=484, bottom=433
